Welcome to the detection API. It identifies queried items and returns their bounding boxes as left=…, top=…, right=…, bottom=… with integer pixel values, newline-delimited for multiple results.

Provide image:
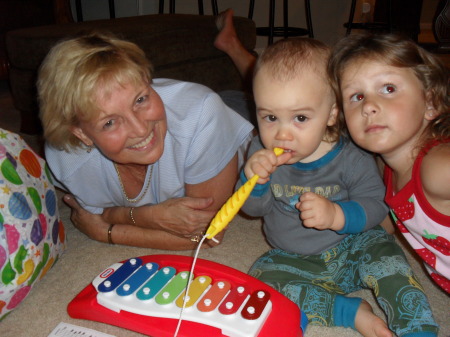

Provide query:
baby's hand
left=244, top=149, right=291, bottom=184
left=296, top=192, right=344, bottom=231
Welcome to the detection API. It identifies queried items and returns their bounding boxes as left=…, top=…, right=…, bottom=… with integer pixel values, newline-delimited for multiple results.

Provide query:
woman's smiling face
left=71, top=80, right=167, bottom=165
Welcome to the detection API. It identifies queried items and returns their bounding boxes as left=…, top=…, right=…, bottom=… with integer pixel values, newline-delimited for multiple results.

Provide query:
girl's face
left=254, top=67, right=338, bottom=164
left=71, top=80, right=167, bottom=165
left=340, top=59, right=436, bottom=161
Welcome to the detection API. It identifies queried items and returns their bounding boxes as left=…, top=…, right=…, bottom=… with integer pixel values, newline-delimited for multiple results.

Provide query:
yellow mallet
left=205, top=148, right=285, bottom=241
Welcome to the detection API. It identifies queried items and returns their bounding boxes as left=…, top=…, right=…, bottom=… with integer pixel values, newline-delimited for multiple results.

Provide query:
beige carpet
left=1, top=80, right=449, bottom=337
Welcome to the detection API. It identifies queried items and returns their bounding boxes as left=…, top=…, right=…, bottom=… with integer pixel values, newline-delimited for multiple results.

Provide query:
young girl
left=328, top=33, right=450, bottom=294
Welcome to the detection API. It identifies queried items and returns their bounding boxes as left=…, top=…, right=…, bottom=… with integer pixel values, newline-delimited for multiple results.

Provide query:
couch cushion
left=6, top=13, right=255, bottom=76
left=6, top=13, right=256, bottom=119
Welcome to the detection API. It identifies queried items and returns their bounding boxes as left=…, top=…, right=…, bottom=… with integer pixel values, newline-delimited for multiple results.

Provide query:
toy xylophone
left=68, top=254, right=305, bottom=337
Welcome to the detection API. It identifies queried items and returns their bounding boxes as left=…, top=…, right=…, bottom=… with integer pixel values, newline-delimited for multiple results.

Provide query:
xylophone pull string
left=173, top=234, right=208, bottom=337
left=174, top=148, right=285, bottom=336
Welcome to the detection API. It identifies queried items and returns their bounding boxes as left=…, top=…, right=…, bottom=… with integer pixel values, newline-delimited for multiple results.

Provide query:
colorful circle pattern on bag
left=0, top=129, right=66, bottom=319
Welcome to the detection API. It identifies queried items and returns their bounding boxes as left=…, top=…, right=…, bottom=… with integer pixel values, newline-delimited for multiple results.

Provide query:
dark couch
left=5, top=13, right=256, bottom=134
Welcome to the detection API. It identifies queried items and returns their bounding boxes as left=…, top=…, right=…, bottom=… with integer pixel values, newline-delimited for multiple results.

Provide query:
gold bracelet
left=129, top=207, right=136, bottom=225
left=108, top=224, right=115, bottom=245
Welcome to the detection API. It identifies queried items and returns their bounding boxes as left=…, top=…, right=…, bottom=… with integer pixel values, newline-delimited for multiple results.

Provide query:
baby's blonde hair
left=38, top=31, right=153, bottom=151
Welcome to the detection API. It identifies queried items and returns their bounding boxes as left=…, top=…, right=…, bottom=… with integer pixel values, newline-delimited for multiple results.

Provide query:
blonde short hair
left=38, top=31, right=153, bottom=151
left=254, top=38, right=342, bottom=142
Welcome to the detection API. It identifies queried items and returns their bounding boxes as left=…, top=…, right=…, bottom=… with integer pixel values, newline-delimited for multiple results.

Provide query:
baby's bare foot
left=355, top=300, right=393, bottom=337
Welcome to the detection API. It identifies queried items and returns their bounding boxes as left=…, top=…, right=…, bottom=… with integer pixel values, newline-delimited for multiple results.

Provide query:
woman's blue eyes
left=136, top=96, right=146, bottom=104
left=102, top=120, right=114, bottom=130
left=100, top=94, right=148, bottom=130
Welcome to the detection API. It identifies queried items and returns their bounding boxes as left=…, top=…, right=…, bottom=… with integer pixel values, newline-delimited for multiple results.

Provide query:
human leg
left=214, top=9, right=257, bottom=87
left=249, top=249, right=331, bottom=328
left=318, top=230, right=392, bottom=336
left=349, top=227, right=439, bottom=337
left=249, top=249, right=357, bottom=330
left=251, top=230, right=439, bottom=337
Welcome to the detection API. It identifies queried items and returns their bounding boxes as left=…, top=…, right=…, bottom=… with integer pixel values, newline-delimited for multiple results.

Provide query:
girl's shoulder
left=421, top=142, right=450, bottom=175
left=420, top=142, right=450, bottom=212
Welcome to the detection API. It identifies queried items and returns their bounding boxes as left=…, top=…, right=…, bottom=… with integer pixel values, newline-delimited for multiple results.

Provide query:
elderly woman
left=38, top=32, right=253, bottom=250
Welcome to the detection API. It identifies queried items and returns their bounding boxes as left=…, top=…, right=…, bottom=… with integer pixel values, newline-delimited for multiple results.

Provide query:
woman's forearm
left=100, top=154, right=239, bottom=243
left=102, top=205, right=134, bottom=227
left=107, top=223, right=208, bottom=250
left=101, top=199, right=216, bottom=238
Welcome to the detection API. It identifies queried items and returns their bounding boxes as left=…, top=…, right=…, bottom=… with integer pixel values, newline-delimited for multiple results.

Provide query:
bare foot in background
left=214, top=8, right=256, bottom=85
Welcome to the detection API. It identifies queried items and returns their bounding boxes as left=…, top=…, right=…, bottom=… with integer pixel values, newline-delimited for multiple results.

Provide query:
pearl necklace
left=114, top=163, right=153, bottom=203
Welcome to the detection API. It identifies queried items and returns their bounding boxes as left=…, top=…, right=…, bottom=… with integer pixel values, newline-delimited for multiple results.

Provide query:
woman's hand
left=63, top=154, right=242, bottom=248
left=147, top=196, right=217, bottom=238
left=63, top=194, right=110, bottom=242
left=63, top=193, right=220, bottom=248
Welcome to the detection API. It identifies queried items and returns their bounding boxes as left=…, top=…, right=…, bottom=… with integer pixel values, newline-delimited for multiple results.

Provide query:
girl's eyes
left=349, top=84, right=396, bottom=102
left=381, top=83, right=396, bottom=94
left=350, top=93, right=364, bottom=102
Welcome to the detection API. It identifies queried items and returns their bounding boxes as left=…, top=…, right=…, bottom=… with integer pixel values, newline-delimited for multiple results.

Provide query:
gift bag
left=0, top=129, right=66, bottom=319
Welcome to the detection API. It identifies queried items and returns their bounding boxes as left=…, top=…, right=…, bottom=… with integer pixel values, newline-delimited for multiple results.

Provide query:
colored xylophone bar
left=68, top=255, right=304, bottom=337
